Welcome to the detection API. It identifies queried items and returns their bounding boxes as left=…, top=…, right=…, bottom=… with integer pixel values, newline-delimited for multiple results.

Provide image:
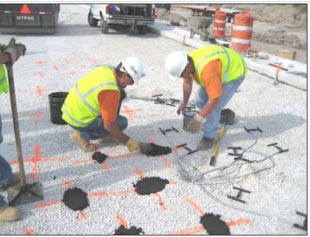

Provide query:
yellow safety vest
left=0, top=49, right=8, bottom=95
left=188, top=45, right=247, bottom=86
left=61, top=66, right=120, bottom=127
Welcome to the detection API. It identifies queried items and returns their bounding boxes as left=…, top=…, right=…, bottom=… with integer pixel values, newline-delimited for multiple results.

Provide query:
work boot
left=0, top=206, right=20, bottom=222
left=71, top=131, right=96, bottom=152
left=0, top=172, right=21, bottom=191
left=198, top=137, right=215, bottom=150
left=97, top=135, right=120, bottom=144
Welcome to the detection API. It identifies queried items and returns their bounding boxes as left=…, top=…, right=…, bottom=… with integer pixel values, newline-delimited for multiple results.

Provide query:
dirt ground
left=155, top=4, right=307, bottom=63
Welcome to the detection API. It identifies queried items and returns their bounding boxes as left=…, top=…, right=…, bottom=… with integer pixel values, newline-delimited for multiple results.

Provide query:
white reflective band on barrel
left=62, top=102, right=90, bottom=126
left=231, top=38, right=252, bottom=44
left=215, top=19, right=226, bottom=23
left=232, top=25, right=253, bottom=31
left=74, top=81, right=117, bottom=116
left=214, top=27, right=225, bottom=31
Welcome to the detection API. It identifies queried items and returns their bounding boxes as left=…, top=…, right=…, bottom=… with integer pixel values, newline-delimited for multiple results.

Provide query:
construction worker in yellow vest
left=0, top=38, right=26, bottom=222
left=165, top=44, right=247, bottom=150
left=62, top=57, right=145, bottom=153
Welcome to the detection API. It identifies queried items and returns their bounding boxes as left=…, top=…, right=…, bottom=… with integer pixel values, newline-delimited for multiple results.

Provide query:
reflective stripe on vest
left=188, top=45, right=247, bottom=86
left=61, top=66, right=120, bottom=127
left=0, top=64, right=8, bottom=95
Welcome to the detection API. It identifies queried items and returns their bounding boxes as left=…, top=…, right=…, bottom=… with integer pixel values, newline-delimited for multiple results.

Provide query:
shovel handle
left=6, top=63, right=26, bottom=186
left=209, top=125, right=225, bottom=166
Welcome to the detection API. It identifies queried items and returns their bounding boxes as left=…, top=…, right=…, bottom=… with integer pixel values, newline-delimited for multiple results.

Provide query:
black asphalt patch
left=92, top=151, right=108, bottom=164
left=133, top=177, right=169, bottom=195
left=114, top=225, right=144, bottom=235
left=200, top=213, right=231, bottom=235
left=62, top=187, right=89, bottom=211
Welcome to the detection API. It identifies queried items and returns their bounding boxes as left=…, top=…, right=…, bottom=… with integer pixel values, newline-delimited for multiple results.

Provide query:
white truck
left=87, top=4, right=155, bottom=34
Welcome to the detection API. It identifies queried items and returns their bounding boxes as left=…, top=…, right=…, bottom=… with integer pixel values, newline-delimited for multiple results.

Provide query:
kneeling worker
left=61, top=57, right=144, bottom=153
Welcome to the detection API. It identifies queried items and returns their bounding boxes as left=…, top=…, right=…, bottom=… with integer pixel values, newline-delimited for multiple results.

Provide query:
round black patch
left=133, top=177, right=169, bottom=195
left=114, top=225, right=144, bottom=235
left=62, top=187, right=89, bottom=211
left=200, top=213, right=231, bottom=235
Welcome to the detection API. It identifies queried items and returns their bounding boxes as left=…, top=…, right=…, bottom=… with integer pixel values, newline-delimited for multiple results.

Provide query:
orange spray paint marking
left=102, top=162, right=111, bottom=173
left=36, top=86, right=43, bottom=96
left=38, top=72, right=44, bottom=78
left=25, top=227, right=35, bottom=235
left=72, top=158, right=93, bottom=166
left=36, top=200, right=62, bottom=209
left=121, top=106, right=142, bottom=122
left=148, top=137, right=155, bottom=144
left=186, top=197, right=205, bottom=216
left=34, top=109, right=42, bottom=126
left=64, top=180, right=72, bottom=189
left=154, top=193, right=167, bottom=211
left=226, top=217, right=251, bottom=227
left=30, top=144, right=42, bottom=179
left=54, top=65, right=59, bottom=71
left=35, top=60, right=46, bottom=64
left=169, top=225, right=205, bottom=235
left=110, top=189, right=136, bottom=196
left=111, top=153, right=136, bottom=159
left=78, top=211, right=87, bottom=220
left=133, top=167, right=145, bottom=178
left=88, top=191, right=109, bottom=197
left=116, top=214, right=128, bottom=228
left=148, top=137, right=171, bottom=169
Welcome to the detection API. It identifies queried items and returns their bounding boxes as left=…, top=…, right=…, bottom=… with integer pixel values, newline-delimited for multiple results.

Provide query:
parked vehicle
left=88, top=4, right=155, bottom=34
left=0, top=4, right=60, bottom=34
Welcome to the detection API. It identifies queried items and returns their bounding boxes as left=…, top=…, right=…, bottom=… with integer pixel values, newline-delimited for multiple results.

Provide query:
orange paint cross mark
left=38, top=72, right=44, bottom=78
left=36, top=86, right=43, bottom=95
left=116, top=214, right=128, bottom=228
left=35, top=60, right=46, bottom=64
left=54, top=66, right=59, bottom=71
left=133, top=167, right=145, bottom=178
left=25, top=227, right=35, bottom=235
left=148, top=137, right=171, bottom=169
left=36, top=200, right=62, bottom=209
left=64, top=180, right=72, bottom=189
left=154, top=193, right=167, bottom=211
left=226, top=217, right=251, bottom=227
left=78, top=211, right=87, bottom=220
left=186, top=197, right=205, bottom=216
left=88, top=191, right=109, bottom=198
left=34, top=109, right=42, bottom=126
left=110, top=189, right=136, bottom=196
left=121, top=106, right=142, bottom=122
left=101, top=162, right=111, bottom=173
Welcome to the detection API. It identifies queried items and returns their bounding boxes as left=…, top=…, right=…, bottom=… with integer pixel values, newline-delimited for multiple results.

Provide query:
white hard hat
left=121, top=57, right=144, bottom=83
left=165, top=51, right=188, bottom=80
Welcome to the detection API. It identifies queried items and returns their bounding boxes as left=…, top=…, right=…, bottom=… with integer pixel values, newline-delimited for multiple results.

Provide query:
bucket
left=183, top=111, right=196, bottom=131
left=48, top=92, right=68, bottom=125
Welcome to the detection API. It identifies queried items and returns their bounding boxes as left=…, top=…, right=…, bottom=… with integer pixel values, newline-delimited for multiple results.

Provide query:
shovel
left=5, top=63, right=44, bottom=206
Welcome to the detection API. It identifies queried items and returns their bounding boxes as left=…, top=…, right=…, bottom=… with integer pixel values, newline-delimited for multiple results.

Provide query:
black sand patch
left=133, top=177, right=169, bottom=195
left=114, top=225, right=144, bottom=235
left=140, top=143, right=172, bottom=156
left=62, top=187, right=89, bottom=211
left=92, top=151, right=108, bottom=164
left=200, top=213, right=231, bottom=235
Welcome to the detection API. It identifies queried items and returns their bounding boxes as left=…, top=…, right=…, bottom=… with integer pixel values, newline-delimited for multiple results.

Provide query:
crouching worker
left=61, top=57, right=144, bottom=153
left=165, top=45, right=247, bottom=150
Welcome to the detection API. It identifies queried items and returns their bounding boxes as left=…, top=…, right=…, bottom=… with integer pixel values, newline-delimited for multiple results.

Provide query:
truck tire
left=137, top=25, right=147, bottom=34
left=88, top=11, right=98, bottom=27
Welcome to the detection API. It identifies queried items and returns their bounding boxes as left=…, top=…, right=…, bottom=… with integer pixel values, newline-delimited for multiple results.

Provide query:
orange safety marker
left=116, top=214, right=128, bottom=228
left=20, top=4, right=31, bottom=14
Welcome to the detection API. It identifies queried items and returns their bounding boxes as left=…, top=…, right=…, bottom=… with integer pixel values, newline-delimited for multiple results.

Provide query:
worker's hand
left=188, top=113, right=204, bottom=133
left=125, top=137, right=140, bottom=152
left=4, top=38, right=26, bottom=64
left=177, top=103, right=187, bottom=115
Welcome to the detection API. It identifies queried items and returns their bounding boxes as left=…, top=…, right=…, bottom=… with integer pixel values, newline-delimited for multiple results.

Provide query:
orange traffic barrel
left=231, top=12, right=254, bottom=53
left=212, top=11, right=227, bottom=38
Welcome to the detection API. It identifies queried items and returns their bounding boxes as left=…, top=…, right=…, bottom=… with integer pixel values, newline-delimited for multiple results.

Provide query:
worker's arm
left=198, top=97, right=220, bottom=117
left=177, top=78, right=193, bottom=114
left=99, top=90, right=139, bottom=151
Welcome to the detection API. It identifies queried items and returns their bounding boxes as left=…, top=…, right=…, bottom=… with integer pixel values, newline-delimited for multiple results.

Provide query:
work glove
left=125, top=137, right=140, bottom=152
left=4, top=38, right=26, bottom=64
left=187, top=113, right=204, bottom=133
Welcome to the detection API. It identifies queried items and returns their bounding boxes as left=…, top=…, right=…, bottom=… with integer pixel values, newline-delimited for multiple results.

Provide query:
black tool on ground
left=267, top=143, right=289, bottom=154
left=209, top=108, right=235, bottom=166
left=293, top=211, right=307, bottom=231
left=227, top=146, right=243, bottom=159
left=139, top=143, right=172, bottom=156
left=5, top=64, right=44, bottom=206
left=92, top=151, right=108, bottom=164
left=159, top=126, right=179, bottom=135
left=244, top=126, right=263, bottom=133
left=227, top=186, right=251, bottom=204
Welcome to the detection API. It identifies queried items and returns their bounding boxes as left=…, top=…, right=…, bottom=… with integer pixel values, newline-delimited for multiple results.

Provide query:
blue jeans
left=71, top=115, right=128, bottom=141
left=0, top=113, right=15, bottom=210
left=195, top=77, right=244, bottom=139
